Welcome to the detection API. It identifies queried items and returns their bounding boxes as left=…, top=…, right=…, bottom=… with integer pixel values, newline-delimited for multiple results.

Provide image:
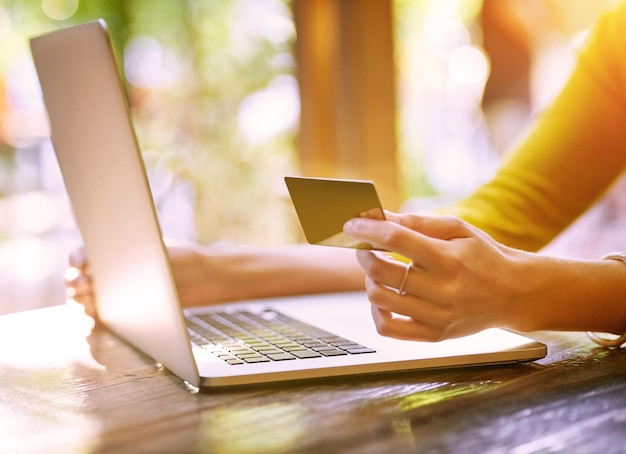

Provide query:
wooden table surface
left=1, top=303, right=625, bottom=454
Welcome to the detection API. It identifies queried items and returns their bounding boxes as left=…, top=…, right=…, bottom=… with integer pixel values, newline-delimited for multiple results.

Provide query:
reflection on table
left=1, top=303, right=625, bottom=453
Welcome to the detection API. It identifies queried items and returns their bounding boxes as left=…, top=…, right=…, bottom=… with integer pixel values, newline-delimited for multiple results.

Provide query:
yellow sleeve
left=439, top=2, right=626, bottom=252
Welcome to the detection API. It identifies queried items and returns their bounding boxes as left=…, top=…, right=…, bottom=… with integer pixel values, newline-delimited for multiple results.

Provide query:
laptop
left=30, top=20, right=546, bottom=389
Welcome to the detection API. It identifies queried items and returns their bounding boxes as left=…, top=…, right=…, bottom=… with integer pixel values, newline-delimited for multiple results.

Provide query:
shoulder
left=581, top=2, right=626, bottom=53
left=577, top=1, right=626, bottom=93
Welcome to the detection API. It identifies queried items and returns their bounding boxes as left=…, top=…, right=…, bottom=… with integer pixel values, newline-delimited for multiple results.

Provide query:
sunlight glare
left=238, top=75, right=300, bottom=145
left=11, top=191, right=59, bottom=234
left=448, top=45, right=489, bottom=86
left=0, top=238, right=58, bottom=283
left=422, top=8, right=469, bottom=55
left=125, top=37, right=179, bottom=89
left=0, top=7, right=11, bottom=41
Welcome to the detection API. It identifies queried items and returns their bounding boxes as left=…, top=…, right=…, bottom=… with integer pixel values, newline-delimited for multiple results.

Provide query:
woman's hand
left=66, top=247, right=98, bottom=320
left=343, top=212, right=531, bottom=342
left=65, top=241, right=222, bottom=319
left=65, top=240, right=365, bottom=318
left=65, top=240, right=263, bottom=315
left=65, top=242, right=241, bottom=319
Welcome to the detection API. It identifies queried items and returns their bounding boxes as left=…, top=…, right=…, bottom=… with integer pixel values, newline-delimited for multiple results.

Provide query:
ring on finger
left=397, top=261, right=413, bottom=295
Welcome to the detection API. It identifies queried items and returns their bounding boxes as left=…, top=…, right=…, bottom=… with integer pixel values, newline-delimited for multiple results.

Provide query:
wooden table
left=1, top=303, right=625, bottom=453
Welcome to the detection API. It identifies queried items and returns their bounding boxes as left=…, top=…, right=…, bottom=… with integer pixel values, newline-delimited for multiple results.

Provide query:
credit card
left=285, top=176, right=386, bottom=250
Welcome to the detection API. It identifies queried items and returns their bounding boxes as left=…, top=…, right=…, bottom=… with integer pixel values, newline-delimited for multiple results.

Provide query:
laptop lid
left=30, top=20, right=201, bottom=387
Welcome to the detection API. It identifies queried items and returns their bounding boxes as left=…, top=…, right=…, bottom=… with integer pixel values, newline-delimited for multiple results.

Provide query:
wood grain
left=1, top=305, right=625, bottom=453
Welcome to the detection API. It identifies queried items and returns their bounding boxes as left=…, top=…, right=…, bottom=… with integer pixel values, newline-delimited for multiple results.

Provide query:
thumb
left=69, top=247, right=88, bottom=269
left=389, top=212, right=473, bottom=241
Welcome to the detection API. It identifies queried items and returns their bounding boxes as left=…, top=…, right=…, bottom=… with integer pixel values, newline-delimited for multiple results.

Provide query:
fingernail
left=343, top=219, right=354, bottom=233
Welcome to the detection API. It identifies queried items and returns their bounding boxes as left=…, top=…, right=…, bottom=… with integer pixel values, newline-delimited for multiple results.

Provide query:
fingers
left=346, top=213, right=474, bottom=265
left=348, top=213, right=488, bottom=342
left=69, top=247, right=87, bottom=269
left=392, top=213, right=475, bottom=241
left=358, top=253, right=413, bottom=293
left=66, top=248, right=91, bottom=298
left=65, top=269, right=98, bottom=320
left=356, top=247, right=441, bottom=302
left=364, top=275, right=452, bottom=341
left=380, top=211, right=477, bottom=242
left=65, top=248, right=98, bottom=321
left=359, top=207, right=385, bottom=220
left=345, top=218, right=443, bottom=269
left=370, top=305, right=446, bottom=342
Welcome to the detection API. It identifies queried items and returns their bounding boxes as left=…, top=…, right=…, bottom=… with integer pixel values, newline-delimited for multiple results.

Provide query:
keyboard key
left=255, top=348, right=285, bottom=355
left=242, top=356, right=271, bottom=363
left=225, top=359, right=245, bottom=365
left=311, top=346, right=340, bottom=352
left=345, top=347, right=376, bottom=354
left=319, top=349, right=348, bottom=356
left=266, top=353, right=296, bottom=361
left=290, top=349, right=323, bottom=359
left=186, top=310, right=375, bottom=365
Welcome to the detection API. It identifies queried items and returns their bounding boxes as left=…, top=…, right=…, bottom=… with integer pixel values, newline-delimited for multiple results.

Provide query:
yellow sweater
left=440, top=2, right=626, bottom=252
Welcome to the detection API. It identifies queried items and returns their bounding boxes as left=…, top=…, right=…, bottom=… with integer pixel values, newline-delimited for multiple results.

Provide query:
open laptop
left=30, top=20, right=546, bottom=389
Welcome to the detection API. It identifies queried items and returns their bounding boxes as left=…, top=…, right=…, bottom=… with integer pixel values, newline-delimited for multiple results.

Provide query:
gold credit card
left=284, top=176, right=386, bottom=250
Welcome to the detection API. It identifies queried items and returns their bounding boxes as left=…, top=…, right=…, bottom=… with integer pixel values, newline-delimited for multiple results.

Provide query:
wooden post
left=293, top=0, right=399, bottom=209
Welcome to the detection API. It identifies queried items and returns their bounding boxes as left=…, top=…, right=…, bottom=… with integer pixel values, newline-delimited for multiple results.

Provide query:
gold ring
left=397, top=261, right=413, bottom=295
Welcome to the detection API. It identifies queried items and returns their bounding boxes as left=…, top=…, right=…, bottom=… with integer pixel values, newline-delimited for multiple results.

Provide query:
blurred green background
left=0, top=0, right=616, bottom=313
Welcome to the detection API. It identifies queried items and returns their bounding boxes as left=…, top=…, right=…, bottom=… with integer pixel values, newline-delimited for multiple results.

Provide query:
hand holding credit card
left=284, top=176, right=387, bottom=250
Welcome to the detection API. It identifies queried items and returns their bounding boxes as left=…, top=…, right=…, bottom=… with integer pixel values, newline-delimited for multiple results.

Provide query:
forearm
left=509, top=253, right=626, bottom=335
left=200, top=244, right=365, bottom=303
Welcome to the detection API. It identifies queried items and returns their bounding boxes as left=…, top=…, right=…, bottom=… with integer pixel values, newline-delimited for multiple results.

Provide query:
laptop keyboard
left=186, top=309, right=375, bottom=365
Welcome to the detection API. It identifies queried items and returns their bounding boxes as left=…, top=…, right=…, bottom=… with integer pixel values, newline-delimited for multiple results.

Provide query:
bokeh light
left=238, top=75, right=299, bottom=146
left=448, top=45, right=489, bottom=87
left=0, top=237, right=58, bottom=284
left=421, top=8, right=470, bottom=56
left=0, top=0, right=621, bottom=315
left=125, top=37, right=180, bottom=90
left=0, top=7, right=11, bottom=41
left=41, top=0, right=79, bottom=21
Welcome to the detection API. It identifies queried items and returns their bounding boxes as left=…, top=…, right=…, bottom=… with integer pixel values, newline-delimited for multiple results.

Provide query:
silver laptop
left=30, top=20, right=546, bottom=389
